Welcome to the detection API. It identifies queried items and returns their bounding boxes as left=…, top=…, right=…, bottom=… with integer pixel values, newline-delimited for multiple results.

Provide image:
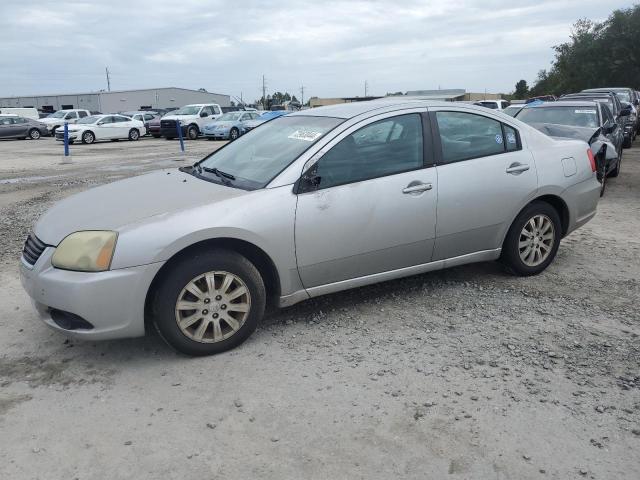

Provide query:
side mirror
left=620, top=106, right=632, bottom=117
left=604, top=122, right=617, bottom=134
left=200, top=112, right=208, bottom=117
left=296, top=171, right=322, bottom=194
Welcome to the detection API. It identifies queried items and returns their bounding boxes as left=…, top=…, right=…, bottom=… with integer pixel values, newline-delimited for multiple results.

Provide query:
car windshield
left=217, top=112, right=242, bottom=121
left=503, top=106, right=523, bottom=117
left=613, top=91, right=631, bottom=103
left=198, top=116, right=343, bottom=189
left=261, top=111, right=286, bottom=120
left=173, top=106, right=201, bottom=115
left=517, top=106, right=599, bottom=128
left=77, top=116, right=100, bottom=124
left=48, top=111, right=68, bottom=118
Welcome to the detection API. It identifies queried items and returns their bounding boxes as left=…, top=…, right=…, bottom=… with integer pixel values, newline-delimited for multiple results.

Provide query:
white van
left=0, top=108, right=39, bottom=120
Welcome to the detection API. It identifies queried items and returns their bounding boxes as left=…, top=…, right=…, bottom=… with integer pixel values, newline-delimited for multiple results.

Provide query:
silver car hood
left=34, top=169, right=247, bottom=245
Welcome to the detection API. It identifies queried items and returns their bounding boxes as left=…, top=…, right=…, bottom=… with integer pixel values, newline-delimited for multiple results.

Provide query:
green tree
left=513, top=80, right=529, bottom=99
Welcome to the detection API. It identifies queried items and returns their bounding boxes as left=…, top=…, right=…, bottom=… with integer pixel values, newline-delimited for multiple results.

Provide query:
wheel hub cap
left=175, top=271, right=251, bottom=343
left=518, top=214, right=555, bottom=267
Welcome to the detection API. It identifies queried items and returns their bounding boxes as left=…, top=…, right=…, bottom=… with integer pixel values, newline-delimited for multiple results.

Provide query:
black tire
left=165, top=136, right=175, bottom=140
left=81, top=131, right=95, bottom=144
left=599, top=172, right=607, bottom=197
left=51, top=126, right=59, bottom=136
left=28, top=128, right=41, bottom=140
left=229, top=127, right=240, bottom=141
left=187, top=125, right=199, bottom=140
left=151, top=249, right=266, bottom=356
left=128, top=128, right=140, bottom=141
left=152, top=134, right=161, bottom=138
left=501, top=201, right=562, bottom=276
left=623, top=135, right=632, bottom=149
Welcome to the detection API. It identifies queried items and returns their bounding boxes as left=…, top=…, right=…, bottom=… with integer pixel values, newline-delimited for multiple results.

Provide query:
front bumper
left=54, top=131, right=79, bottom=141
left=20, top=248, right=164, bottom=341
left=203, top=130, right=230, bottom=140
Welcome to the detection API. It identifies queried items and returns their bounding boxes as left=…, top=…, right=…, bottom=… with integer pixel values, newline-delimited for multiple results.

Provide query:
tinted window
left=0, top=117, right=14, bottom=125
left=65, top=112, right=77, bottom=119
left=113, top=116, right=129, bottom=122
left=99, top=116, right=114, bottom=124
left=436, top=111, right=506, bottom=163
left=14, top=117, right=28, bottom=124
left=601, top=104, right=614, bottom=124
left=78, top=111, right=88, bottom=118
left=313, top=114, right=424, bottom=189
left=517, top=106, right=599, bottom=128
left=213, top=106, right=221, bottom=115
left=144, top=114, right=155, bottom=121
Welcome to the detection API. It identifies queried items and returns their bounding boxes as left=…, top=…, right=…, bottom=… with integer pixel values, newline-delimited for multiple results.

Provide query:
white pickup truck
left=40, top=109, right=91, bottom=135
left=159, top=104, right=223, bottom=140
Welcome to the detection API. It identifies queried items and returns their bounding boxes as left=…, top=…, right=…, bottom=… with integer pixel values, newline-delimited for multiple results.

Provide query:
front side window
left=213, top=106, right=221, bottom=115
left=65, top=111, right=78, bottom=119
left=113, top=116, right=129, bottom=123
left=436, top=111, right=508, bottom=163
left=311, top=114, right=424, bottom=190
left=198, top=115, right=342, bottom=189
left=98, top=116, right=114, bottom=124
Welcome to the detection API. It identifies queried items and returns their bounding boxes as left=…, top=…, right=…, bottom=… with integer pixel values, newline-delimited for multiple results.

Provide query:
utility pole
left=105, top=67, right=111, bottom=92
left=364, top=80, right=368, bottom=97
left=262, top=75, right=267, bottom=110
left=300, top=84, right=305, bottom=106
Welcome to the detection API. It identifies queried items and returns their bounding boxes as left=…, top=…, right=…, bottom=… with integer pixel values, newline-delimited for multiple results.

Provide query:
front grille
left=22, top=234, right=49, bottom=266
left=160, top=119, right=177, bottom=128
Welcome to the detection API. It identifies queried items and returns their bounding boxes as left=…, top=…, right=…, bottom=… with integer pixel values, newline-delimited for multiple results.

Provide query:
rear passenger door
left=431, top=108, right=538, bottom=261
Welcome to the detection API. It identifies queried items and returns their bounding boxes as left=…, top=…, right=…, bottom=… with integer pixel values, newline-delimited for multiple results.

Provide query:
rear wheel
left=501, top=201, right=561, bottom=276
left=152, top=249, right=266, bottom=356
left=623, top=135, right=632, bottom=149
left=128, top=128, right=140, bottom=141
left=81, top=131, right=95, bottom=144
left=28, top=128, right=41, bottom=140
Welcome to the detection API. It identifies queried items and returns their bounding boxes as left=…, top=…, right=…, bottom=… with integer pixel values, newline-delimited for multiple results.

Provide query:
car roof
left=583, top=87, right=630, bottom=92
left=288, top=99, right=493, bottom=119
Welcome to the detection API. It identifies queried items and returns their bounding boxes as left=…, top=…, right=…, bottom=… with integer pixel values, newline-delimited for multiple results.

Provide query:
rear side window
left=313, top=113, right=424, bottom=189
left=436, top=111, right=509, bottom=163
left=66, top=111, right=78, bottom=119
left=503, top=124, right=519, bottom=152
left=78, top=111, right=87, bottom=118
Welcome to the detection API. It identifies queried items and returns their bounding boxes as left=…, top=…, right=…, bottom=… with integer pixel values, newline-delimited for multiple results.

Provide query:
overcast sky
left=0, top=0, right=634, bottom=101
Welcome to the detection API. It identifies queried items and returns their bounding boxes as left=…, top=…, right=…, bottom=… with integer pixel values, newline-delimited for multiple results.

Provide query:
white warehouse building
left=0, top=87, right=231, bottom=113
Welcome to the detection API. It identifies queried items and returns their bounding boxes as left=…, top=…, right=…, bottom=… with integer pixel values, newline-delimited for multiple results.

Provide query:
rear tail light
left=587, top=149, right=596, bottom=172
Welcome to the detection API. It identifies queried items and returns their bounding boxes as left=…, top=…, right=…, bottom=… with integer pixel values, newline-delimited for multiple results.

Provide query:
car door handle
left=506, top=163, right=530, bottom=174
left=402, top=182, right=432, bottom=194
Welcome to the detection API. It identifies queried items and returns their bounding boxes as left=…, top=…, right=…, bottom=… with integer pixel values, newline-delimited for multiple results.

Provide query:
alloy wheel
left=174, top=271, right=251, bottom=343
left=30, top=129, right=41, bottom=140
left=518, top=214, right=555, bottom=267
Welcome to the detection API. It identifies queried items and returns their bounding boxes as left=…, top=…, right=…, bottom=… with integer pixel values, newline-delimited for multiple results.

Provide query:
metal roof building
left=0, top=87, right=231, bottom=113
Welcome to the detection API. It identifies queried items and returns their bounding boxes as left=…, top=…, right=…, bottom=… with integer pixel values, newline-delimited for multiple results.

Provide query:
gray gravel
left=0, top=137, right=639, bottom=479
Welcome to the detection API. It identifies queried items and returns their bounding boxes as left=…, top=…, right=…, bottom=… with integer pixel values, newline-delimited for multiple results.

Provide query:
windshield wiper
left=202, top=166, right=236, bottom=181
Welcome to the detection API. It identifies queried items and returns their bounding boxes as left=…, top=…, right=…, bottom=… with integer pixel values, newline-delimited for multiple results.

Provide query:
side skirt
left=277, top=248, right=502, bottom=308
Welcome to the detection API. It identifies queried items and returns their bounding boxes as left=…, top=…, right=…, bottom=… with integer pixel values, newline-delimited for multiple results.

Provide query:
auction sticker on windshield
left=288, top=130, right=323, bottom=142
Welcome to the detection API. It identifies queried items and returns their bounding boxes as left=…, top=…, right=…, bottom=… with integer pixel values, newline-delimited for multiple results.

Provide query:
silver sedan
left=20, top=100, right=600, bottom=355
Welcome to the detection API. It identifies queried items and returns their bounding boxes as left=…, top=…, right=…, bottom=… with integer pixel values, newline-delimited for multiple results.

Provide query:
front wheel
left=28, top=128, right=41, bottom=140
left=81, top=131, right=95, bottom=144
left=501, top=201, right=561, bottom=276
left=152, top=249, right=266, bottom=356
left=187, top=125, right=199, bottom=140
left=229, top=127, right=240, bottom=140
left=128, top=128, right=140, bottom=141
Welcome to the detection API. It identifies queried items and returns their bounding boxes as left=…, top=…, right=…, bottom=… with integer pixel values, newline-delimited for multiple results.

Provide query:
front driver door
left=294, top=111, right=437, bottom=289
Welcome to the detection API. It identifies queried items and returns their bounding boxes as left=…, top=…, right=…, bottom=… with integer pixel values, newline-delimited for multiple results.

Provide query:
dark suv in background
left=582, top=88, right=638, bottom=146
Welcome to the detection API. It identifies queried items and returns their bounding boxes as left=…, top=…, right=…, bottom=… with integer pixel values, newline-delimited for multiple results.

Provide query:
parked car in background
left=503, top=104, right=526, bottom=117
left=525, top=95, right=557, bottom=104
left=147, top=115, right=162, bottom=138
left=54, top=114, right=144, bottom=144
left=160, top=104, right=223, bottom=140
left=559, top=92, right=632, bottom=147
left=242, top=109, right=289, bottom=132
left=474, top=99, right=510, bottom=110
left=515, top=101, right=622, bottom=195
left=0, top=107, right=40, bottom=120
left=201, top=111, right=262, bottom=140
left=0, top=115, right=48, bottom=140
left=582, top=88, right=638, bottom=143
left=40, top=109, right=91, bottom=136
left=20, top=100, right=600, bottom=356
left=122, top=111, right=160, bottom=135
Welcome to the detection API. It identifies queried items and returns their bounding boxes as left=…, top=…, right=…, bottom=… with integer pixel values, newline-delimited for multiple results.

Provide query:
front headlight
left=51, top=231, right=117, bottom=272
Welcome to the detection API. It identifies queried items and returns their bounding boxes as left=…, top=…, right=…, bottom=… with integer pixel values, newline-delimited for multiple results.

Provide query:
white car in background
left=474, top=99, right=511, bottom=111
left=54, top=114, right=144, bottom=144
left=40, top=109, right=91, bottom=135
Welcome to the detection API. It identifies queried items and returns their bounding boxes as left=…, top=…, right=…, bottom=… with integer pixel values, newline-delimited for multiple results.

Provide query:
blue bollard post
left=61, top=121, right=72, bottom=164
left=176, top=119, right=185, bottom=155
left=64, top=122, right=69, bottom=156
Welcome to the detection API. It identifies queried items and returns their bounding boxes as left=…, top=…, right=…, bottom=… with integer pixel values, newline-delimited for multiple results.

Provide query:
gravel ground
left=0, top=136, right=638, bottom=480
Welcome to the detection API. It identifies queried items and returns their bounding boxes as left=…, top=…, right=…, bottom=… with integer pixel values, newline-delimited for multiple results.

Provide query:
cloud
left=0, top=0, right=634, bottom=100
